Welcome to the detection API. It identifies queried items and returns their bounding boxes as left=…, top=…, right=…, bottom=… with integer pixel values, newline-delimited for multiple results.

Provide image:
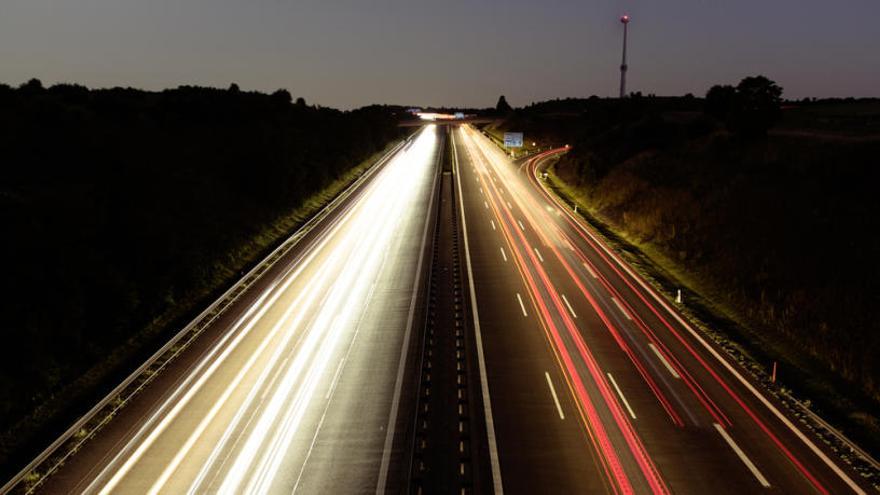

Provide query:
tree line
left=0, top=80, right=403, bottom=471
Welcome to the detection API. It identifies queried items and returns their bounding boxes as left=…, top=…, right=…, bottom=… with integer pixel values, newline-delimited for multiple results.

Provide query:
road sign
left=503, top=132, right=523, bottom=148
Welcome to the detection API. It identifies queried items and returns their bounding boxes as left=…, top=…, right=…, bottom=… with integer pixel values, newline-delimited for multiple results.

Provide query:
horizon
left=4, top=77, right=877, bottom=113
left=1, top=0, right=878, bottom=109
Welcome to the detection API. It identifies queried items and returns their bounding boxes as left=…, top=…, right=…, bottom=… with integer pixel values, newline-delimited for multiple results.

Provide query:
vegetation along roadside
left=487, top=80, right=880, bottom=477
left=0, top=80, right=406, bottom=478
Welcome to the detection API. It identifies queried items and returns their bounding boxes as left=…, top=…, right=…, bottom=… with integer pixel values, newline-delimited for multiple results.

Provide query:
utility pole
left=619, top=14, right=630, bottom=98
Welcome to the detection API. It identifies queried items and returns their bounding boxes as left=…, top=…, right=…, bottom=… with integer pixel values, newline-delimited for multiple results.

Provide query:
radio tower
left=619, top=14, right=630, bottom=98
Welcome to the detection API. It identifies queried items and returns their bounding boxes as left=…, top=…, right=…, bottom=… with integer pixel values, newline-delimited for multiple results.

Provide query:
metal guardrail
left=796, top=402, right=880, bottom=472
left=0, top=139, right=408, bottom=495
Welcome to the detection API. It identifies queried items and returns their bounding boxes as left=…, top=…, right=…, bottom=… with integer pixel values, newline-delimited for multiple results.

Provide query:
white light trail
left=91, top=126, right=439, bottom=494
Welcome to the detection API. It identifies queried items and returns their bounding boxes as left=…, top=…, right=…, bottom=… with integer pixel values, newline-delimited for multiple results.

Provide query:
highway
left=10, top=121, right=873, bottom=495
left=451, top=124, right=870, bottom=494
left=34, top=126, right=440, bottom=494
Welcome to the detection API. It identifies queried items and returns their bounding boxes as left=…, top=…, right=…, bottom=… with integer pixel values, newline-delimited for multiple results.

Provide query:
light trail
left=476, top=136, right=714, bottom=431
left=521, top=148, right=844, bottom=493
left=521, top=153, right=730, bottom=428
left=510, top=134, right=865, bottom=493
left=83, top=126, right=440, bottom=494
left=459, top=127, right=670, bottom=494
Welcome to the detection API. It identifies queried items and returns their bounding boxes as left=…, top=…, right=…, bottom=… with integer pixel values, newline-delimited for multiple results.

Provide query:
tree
left=271, top=88, right=292, bottom=104
left=727, top=75, right=783, bottom=137
left=19, top=78, right=44, bottom=95
left=495, top=95, right=512, bottom=114
left=49, top=83, right=90, bottom=103
left=295, top=96, right=307, bottom=108
left=704, top=84, right=736, bottom=121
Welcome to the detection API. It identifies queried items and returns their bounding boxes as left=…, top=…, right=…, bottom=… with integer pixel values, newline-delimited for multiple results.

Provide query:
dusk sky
left=1, top=0, right=878, bottom=109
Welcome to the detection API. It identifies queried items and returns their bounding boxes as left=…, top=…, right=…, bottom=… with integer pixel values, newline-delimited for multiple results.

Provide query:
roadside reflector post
left=771, top=361, right=777, bottom=383
left=675, top=289, right=682, bottom=304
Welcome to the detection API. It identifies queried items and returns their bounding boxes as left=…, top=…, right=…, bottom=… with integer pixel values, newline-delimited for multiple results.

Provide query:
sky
left=1, top=0, right=878, bottom=109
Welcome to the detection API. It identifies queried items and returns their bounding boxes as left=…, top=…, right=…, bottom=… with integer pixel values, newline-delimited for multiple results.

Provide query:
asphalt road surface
left=451, top=124, right=870, bottom=494
left=35, top=126, right=441, bottom=494
left=11, top=122, right=874, bottom=495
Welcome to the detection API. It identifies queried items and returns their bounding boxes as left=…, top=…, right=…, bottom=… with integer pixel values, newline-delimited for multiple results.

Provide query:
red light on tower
left=620, top=14, right=630, bottom=24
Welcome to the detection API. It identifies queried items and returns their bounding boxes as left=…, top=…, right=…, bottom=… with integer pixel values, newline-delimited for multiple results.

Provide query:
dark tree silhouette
left=271, top=88, right=292, bottom=104
left=704, top=84, right=736, bottom=120
left=495, top=95, right=512, bottom=114
left=728, top=75, right=784, bottom=137
left=18, top=78, right=44, bottom=94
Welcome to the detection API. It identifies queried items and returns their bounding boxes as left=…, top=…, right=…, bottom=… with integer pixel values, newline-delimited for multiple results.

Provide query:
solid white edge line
left=532, top=153, right=868, bottom=494
left=714, top=423, right=771, bottom=488
left=648, top=343, right=681, bottom=379
left=561, top=294, right=578, bottom=319
left=500, top=246, right=508, bottom=262
left=516, top=293, right=528, bottom=317
left=544, top=372, right=565, bottom=420
left=374, top=130, right=440, bottom=494
left=610, top=296, right=632, bottom=321
left=454, top=128, right=504, bottom=494
left=606, top=373, right=637, bottom=420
